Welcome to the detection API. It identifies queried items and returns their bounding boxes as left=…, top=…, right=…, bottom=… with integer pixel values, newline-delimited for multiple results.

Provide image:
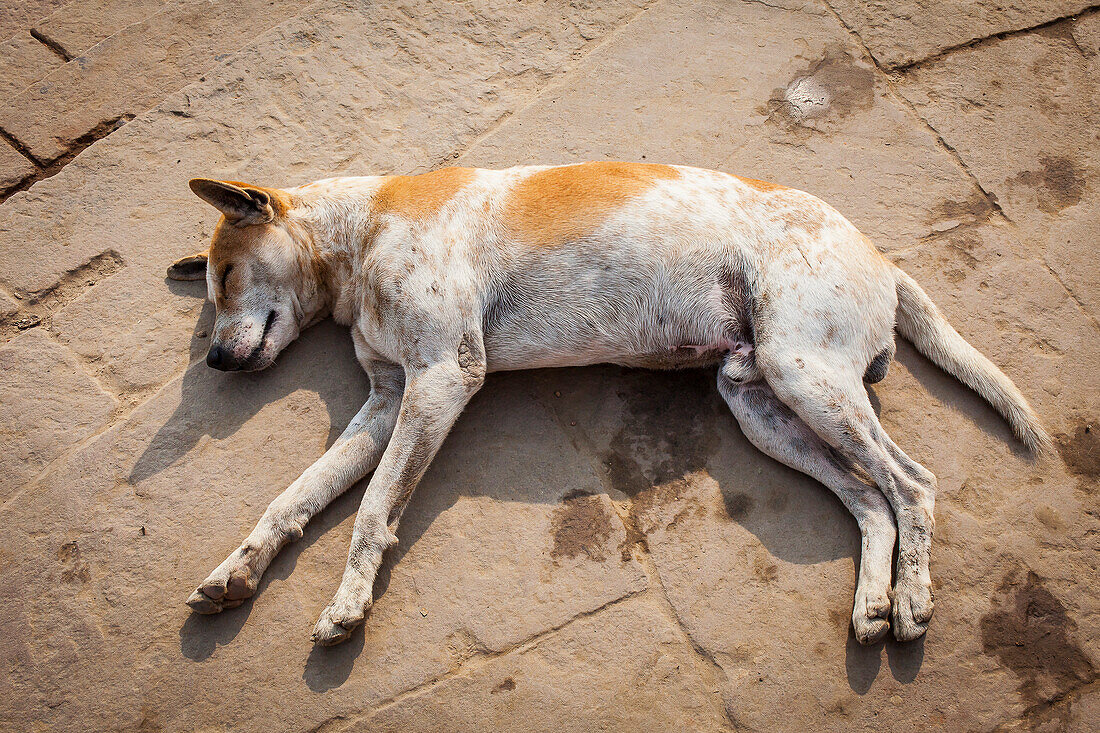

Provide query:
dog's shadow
left=157, top=294, right=1017, bottom=693
left=131, top=280, right=370, bottom=486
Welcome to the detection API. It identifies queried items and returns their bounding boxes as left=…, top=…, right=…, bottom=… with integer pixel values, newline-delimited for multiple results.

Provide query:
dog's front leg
left=186, top=362, right=405, bottom=614
left=312, top=348, right=485, bottom=645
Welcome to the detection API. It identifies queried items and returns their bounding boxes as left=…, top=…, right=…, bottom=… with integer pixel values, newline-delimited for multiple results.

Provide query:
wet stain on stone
left=1056, top=422, right=1097, bottom=492
left=762, top=48, right=876, bottom=135
left=979, top=570, right=1095, bottom=705
left=57, top=540, right=90, bottom=584
left=1011, top=156, right=1087, bottom=214
left=928, top=193, right=994, bottom=234
left=723, top=492, right=754, bottom=520
left=603, top=368, right=722, bottom=496
left=491, top=677, right=516, bottom=693
left=828, top=608, right=848, bottom=628
left=551, top=490, right=614, bottom=561
left=753, top=559, right=779, bottom=584
left=599, top=368, right=723, bottom=540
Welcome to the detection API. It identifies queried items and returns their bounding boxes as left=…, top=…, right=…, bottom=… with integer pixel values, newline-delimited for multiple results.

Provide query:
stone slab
left=34, top=0, right=169, bottom=57
left=357, top=596, right=730, bottom=733
left=51, top=267, right=211, bottom=400
left=896, top=20, right=1100, bottom=319
left=0, top=0, right=310, bottom=164
left=0, top=359, right=647, bottom=731
left=0, top=328, right=116, bottom=498
left=0, top=31, right=61, bottom=102
left=0, top=141, right=35, bottom=194
left=828, top=0, right=1095, bottom=68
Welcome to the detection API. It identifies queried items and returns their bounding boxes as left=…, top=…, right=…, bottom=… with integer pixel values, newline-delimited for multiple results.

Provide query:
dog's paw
left=852, top=590, right=891, bottom=645
left=185, top=550, right=260, bottom=614
left=892, top=579, right=933, bottom=642
left=311, top=602, right=367, bottom=646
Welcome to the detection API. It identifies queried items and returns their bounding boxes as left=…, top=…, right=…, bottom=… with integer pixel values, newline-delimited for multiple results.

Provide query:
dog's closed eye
left=220, top=264, right=233, bottom=292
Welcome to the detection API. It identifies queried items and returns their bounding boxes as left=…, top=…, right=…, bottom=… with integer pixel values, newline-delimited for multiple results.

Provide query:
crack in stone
left=0, top=250, right=126, bottom=342
left=820, top=0, right=1098, bottom=327
left=892, top=5, right=1100, bottom=72
left=305, top=589, right=649, bottom=733
left=29, top=28, right=74, bottom=63
left=0, top=115, right=134, bottom=204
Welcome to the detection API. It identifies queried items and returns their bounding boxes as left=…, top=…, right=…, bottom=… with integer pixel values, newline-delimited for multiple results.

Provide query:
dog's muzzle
left=206, top=343, right=239, bottom=371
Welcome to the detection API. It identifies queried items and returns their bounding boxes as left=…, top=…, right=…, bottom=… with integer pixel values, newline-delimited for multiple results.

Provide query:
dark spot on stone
left=754, top=560, right=779, bottom=584
left=57, top=540, right=90, bottom=583
left=491, top=677, right=516, bottom=693
left=551, top=490, right=614, bottom=561
left=1010, top=156, right=1087, bottom=214
left=1057, top=422, right=1098, bottom=492
left=602, top=368, right=721, bottom=497
left=980, top=570, right=1095, bottom=705
left=723, top=492, right=754, bottom=520
left=929, top=193, right=993, bottom=233
left=762, top=47, right=876, bottom=135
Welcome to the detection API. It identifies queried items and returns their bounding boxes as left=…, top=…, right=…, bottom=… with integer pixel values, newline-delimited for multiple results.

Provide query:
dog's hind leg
left=717, top=366, right=896, bottom=644
left=186, top=362, right=405, bottom=614
left=761, top=353, right=937, bottom=642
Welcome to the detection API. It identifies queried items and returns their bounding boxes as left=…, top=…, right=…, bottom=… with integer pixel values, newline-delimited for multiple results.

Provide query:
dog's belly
left=481, top=266, right=747, bottom=372
left=483, top=330, right=725, bottom=372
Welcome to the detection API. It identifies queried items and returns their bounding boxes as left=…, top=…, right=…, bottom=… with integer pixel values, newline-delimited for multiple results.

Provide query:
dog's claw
left=186, top=588, right=223, bottom=614
left=312, top=604, right=365, bottom=646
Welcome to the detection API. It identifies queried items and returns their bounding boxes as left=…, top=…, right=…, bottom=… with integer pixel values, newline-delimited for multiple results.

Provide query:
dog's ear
left=167, top=252, right=209, bottom=281
left=189, top=178, right=278, bottom=225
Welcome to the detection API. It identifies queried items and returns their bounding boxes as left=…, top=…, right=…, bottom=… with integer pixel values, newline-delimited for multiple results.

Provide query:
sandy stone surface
left=34, top=0, right=169, bottom=58
left=0, top=1, right=1096, bottom=731
left=0, top=32, right=61, bottom=103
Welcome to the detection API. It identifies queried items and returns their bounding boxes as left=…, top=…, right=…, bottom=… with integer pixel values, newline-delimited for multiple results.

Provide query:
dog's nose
left=207, top=344, right=233, bottom=371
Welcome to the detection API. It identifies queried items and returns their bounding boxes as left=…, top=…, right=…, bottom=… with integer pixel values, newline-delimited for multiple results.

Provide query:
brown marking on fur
left=503, top=161, right=679, bottom=247
left=207, top=219, right=270, bottom=270
left=736, top=175, right=788, bottom=192
left=373, top=167, right=475, bottom=221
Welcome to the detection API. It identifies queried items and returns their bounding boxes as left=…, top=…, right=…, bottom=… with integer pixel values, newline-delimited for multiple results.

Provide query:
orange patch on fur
left=374, top=167, right=476, bottom=220
left=504, top=161, right=679, bottom=246
left=735, top=175, right=788, bottom=193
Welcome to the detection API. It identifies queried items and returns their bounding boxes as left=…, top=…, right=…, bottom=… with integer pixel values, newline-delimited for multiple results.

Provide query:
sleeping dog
left=169, top=162, right=1050, bottom=646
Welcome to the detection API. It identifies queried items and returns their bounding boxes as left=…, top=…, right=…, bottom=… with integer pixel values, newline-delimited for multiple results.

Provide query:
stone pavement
left=0, top=0, right=1097, bottom=730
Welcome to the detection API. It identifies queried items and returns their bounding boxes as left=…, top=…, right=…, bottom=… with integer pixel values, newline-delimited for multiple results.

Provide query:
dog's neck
left=295, top=183, right=387, bottom=327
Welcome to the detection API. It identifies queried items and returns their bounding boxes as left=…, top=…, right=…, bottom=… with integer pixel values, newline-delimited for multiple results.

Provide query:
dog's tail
left=892, top=266, right=1053, bottom=454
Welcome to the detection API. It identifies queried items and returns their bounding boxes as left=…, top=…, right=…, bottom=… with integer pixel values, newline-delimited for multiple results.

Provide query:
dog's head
left=169, top=179, right=327, bottom=371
